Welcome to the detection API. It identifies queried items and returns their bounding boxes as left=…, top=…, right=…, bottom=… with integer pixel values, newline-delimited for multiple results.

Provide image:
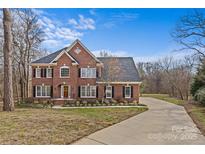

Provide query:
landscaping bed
left=0, top=107, right=147, bottom=144
left=18, top=98, right=140, bottom=108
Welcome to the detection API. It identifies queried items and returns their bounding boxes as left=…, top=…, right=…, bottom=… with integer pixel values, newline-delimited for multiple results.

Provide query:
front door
left=61, top=85, right=70, bottom=98
left=64, top=86, right=68, bottom=98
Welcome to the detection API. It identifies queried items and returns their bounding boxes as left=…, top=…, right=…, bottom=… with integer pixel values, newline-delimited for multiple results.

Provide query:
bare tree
left=98, top=52, right=121, bottom=102
left=3, top=8, right=14, bottom=111
left=99, top=50, right=112, bottom=57
left=11, top=9, right=44, bottom=100
left=172, top=10, right=205, bottom=60
left=139, top=56, right=194, bottom=100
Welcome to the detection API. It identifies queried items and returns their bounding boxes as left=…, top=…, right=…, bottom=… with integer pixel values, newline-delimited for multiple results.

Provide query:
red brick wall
left=31, top=42, right=140, bottom=102
left=98, top=84, right=140, bottom=102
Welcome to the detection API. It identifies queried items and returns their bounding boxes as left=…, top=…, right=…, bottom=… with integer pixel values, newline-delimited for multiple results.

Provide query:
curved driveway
left=73, top=97, right=205, bottom=144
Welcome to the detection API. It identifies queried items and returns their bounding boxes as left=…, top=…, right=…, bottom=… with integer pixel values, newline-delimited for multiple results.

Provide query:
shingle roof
left=32, top=47, right=66, bottom=63
left=32, top=39, right=100, bottom=64
left=97, top=57, right=141, bottom=82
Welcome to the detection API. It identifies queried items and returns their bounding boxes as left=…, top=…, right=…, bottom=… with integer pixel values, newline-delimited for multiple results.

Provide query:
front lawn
left=142, top=94, right=185, bottom=106
left=0, top=107, right=147, bottom=144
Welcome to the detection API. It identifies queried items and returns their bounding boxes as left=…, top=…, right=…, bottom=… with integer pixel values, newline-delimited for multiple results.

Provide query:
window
left=36, top=68, right=41, bottom=78
left=36, top=85, right=51, bottom=97
left=46, top=68, right=52, bottom=78
left=106, top=86, right=112, bottom=98
left=81, top=68, right=96, bottom=78
left=36, top=86, right=41, bottom=96
left=60, top=66, right=69, bottom=78
left=81, top=86, right=96, bottom=98
left=125, top=86, right=131, bottom=98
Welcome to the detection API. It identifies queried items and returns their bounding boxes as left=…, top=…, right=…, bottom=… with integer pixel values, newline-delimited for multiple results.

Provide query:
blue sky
left=35, top=8, right=205, bottom=62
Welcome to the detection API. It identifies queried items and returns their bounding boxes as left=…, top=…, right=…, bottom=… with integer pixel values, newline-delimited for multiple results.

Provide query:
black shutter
left=78, top=68, right=81, bottom=78
left=131, top=86, right=133, bottom=98
left=33, top=86, right=36, bottom=97
left=44, top=68, right=47, bottom=77
left=104, top=86, right=106, bottom=98
left=33, top=68, right=36, bottom=78
left=78, top=86, right=81, bottom=97
left=96, top=70, right=99, bottom=78
left=41, top=68, right=43, bottom=77
left=123, top=86, right=125, bottom=98
left=96, top=86, right=98, bottom=98
left=50, top=86, right=53, bottom=97
left=52, top=69, right=54, bottom=77
left=112, top=86, right=114, bottom=98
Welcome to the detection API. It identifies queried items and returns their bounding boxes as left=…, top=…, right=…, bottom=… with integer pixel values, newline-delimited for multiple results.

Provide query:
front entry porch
left=60, top=85, right=71, bottom=99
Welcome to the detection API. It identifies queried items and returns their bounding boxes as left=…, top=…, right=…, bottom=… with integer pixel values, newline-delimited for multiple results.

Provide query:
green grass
left=185, top=103, right=205, bottom=135
left=0, top=107, right=147, bottom=144
left=142, top=94, right=185, bottom=106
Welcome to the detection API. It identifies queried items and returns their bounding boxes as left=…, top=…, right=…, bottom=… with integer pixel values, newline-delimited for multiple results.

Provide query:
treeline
left=138, top=56, right=195, bottom=100
left=139, top=10, right=205, bottom=102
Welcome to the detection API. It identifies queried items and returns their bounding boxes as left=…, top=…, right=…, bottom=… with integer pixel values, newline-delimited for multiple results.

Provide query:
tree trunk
left=3, top=8, right=14, bottom=111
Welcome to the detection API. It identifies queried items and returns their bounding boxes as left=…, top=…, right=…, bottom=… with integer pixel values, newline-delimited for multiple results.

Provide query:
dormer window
left=60, top=66, right=70, bottom=78
left=74, top=47, right=81, bottom=54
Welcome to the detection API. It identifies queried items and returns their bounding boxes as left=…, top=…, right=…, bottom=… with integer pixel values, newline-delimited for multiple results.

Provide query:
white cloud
left=37, top=14, right=83, bottom=51
left=89, top=9, right=96, bottom=16
left=55, top=27, right=83, bottom=40
left=31, top=8, right=45, bottom=15
left=103, top=12, right=139, bottom=29
left=68, top=14, right=95, bottom=30
left=68, top=18, right=78, bottom=25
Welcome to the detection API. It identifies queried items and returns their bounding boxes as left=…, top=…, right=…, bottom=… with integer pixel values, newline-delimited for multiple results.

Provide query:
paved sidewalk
left=52, top=105, right=145, bottom=109
left=73, top=97, right=205, bottom=145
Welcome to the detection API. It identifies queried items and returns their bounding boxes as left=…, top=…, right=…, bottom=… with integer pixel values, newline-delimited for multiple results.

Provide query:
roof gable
left=31, top=39, right=100, bottom=64
left=51, top=50, right=78, bottom=64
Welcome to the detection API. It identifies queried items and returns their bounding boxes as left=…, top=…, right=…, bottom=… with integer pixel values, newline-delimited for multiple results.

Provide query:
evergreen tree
left=191, top=60, right=205, bottom=97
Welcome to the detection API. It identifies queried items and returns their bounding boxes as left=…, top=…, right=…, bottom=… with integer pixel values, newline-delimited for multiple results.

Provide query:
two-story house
left=31, top=39, right=141, bottom=104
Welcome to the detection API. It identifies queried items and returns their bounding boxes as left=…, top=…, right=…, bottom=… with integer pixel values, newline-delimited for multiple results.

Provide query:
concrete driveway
left=73, top=97, right=205, bottom=145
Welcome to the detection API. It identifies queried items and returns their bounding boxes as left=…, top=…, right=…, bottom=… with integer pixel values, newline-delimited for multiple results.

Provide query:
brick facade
left=31, top=41, right=140, bottom=104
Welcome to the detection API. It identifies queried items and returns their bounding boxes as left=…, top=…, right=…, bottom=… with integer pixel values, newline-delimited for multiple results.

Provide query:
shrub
left=123, top=100, right=128, bottom=104
left=110, top=99, right=117, bottom=104
left=194, top=87, right=205, bottom=104
left=132, top=100, right=139, bottom=105
left=104, top=99, right=110, bottom=104
left=75, top=101, right=80, bottom=106
left=82, top=100, right=87, bottom=106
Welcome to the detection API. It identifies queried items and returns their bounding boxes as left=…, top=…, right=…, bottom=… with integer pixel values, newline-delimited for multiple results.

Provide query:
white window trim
left=125, top=86, right=131, bottom=98
left=60, top=66, right=70, bottom=78
left=106, top=86, right=112, bottom=98
left=46, top=68, right=52, bottom=78
left=35, top=68, right=41, bottom=78
left=80, top=68, right=96, bottom=78
left=80, top=85, right=96, bottom=98
left=35, top=85, right=51, bottom=98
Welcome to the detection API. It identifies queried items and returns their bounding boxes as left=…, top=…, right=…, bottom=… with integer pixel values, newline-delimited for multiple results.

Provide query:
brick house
left=31, top=39, right=141, bottom=104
